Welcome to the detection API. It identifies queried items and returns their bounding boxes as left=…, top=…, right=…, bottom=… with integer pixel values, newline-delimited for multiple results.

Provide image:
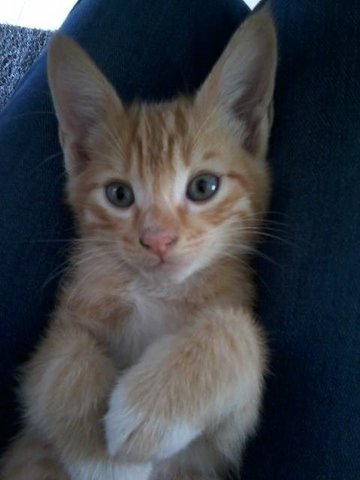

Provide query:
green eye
left=105, top=182, right=135, bottom=208
left=186, top=173, right=220, bottom=202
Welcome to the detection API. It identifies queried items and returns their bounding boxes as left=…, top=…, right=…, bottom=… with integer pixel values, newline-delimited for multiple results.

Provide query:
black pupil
left=197, top=179, right=208, bottom=194
left=116, top=187, right=126, bottom=201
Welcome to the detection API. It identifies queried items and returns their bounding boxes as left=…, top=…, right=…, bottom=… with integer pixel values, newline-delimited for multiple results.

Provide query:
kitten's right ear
left=195, top=8, right=277, bottom=159
left=47, top=35, right=123, bottom=174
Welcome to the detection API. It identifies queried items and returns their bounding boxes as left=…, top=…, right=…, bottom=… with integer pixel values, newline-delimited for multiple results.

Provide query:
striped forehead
left=126, top=101, right=192, bottom=204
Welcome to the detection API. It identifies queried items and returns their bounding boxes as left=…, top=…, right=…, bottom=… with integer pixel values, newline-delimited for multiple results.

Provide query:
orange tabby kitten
left=1, top=10, right=277, bottom=480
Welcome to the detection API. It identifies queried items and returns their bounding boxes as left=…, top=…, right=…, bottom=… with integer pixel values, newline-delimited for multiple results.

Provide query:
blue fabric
left=0, top=1, right=359, bottom=478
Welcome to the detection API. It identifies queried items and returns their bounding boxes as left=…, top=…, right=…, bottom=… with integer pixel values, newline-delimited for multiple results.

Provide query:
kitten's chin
left=139, top=258, right=198, bottom=285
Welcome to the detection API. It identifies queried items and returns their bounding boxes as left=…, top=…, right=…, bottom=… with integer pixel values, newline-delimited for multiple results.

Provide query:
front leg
left=23, top=322, right=116, bottom=458
left=21, top=322, right=152, bottom=480
left=104, top=307, right=267, bottom=463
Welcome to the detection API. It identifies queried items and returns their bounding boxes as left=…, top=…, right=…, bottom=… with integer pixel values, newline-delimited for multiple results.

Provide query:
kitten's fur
left=1, top=10, right=277, bottom=480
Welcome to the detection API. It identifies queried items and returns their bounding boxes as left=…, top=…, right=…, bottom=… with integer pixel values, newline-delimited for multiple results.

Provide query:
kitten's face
left=48, top=11, right=276, bottom=284
left=68, top=100, right=269, bottom=283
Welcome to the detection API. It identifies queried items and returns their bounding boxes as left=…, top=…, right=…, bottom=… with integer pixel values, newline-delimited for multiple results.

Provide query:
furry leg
left=1, top=428, right=68, bottom=480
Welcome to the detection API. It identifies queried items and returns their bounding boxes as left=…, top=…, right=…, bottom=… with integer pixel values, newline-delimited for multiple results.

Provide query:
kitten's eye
left=186, top=173, right=220, bottom=202
left=105, top=182, right=135, bottom=208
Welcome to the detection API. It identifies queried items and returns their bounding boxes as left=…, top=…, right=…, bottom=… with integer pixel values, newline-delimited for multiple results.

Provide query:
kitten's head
left=48, top=10, right=277, bottom=285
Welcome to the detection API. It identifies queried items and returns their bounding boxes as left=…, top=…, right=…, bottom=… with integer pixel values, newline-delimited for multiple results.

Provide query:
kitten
left=1, top=9, right=277, bottom=480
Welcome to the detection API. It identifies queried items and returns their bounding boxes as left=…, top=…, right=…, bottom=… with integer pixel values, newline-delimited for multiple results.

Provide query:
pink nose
left=139, top=230, right=178, bottom=257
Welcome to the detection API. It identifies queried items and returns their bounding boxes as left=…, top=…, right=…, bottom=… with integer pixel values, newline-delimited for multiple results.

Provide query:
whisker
left=5, top=237, right=124, bottom=245
left=2, top=110, right=56, bottom=125
left=241, top=245, right=281, bottom=267
left=28, top=151, right=64, bottom=176
left=41, top=263, right=71, bottom=290
left=236, top=229, right=299, bottom=248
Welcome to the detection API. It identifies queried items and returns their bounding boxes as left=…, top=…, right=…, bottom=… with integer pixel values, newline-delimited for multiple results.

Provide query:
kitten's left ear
left=47, top=35, right=124, bottom=174
left=196, top=8, right=277, bottom=158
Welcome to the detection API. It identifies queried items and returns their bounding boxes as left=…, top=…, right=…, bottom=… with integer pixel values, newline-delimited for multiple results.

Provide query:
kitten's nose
left=139, top=229, right=178, bottom=257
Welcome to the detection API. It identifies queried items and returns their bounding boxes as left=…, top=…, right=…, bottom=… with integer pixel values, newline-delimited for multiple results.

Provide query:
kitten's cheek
left=104, top=378, right=200, bottom=462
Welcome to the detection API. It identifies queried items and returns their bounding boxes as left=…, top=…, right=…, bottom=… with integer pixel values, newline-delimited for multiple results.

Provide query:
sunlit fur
left=1, top=10, right=277, bottom=480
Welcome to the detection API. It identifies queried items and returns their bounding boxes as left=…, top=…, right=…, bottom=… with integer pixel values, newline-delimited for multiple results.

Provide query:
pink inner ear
left=48, top=35, right=122, bottom=151
left=241, top=114, right=261, bottom=155
left=66, top=139, right=92, bottom=175
left=55, top=81, right=104, bottom=138
left=196, top=11, right=277, bottom=157
left=232, top=39, right=276, bottom=154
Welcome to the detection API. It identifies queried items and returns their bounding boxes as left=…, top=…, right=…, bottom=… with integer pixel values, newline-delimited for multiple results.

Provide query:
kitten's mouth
left=137, top=253, right=196, bottom=284
left=147, top=255, right=184, bottom=271
left=156, top=257, right=177, bottom=268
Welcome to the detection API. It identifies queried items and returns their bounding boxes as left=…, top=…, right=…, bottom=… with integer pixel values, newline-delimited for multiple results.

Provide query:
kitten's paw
left=66, top=459, right=152, bottom=480
left=104, top=377, right=200, bottom=463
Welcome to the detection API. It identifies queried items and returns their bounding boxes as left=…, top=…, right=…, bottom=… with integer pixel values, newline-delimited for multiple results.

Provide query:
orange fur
left=1, top=9, right=277, bottom=480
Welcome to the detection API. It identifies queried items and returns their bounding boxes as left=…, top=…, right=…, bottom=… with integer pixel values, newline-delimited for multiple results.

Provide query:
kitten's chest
left=108, top=292, right=191, bottom=370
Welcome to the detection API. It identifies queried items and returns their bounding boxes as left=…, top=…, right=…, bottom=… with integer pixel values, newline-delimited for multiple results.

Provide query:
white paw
left=104, top=377, right=201, bottom=462
left=66, top=459, right=152, bottom=480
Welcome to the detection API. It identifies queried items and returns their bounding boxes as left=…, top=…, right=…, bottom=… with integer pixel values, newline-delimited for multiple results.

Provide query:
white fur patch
left=104, top=378, right=140, bottom=458
left=104, top=377, right=200, bottom=461
left=153, top=422, right=200, bottom=460
left=66, top=459, right=152, bottom=480
left=172, top=168, right=190, bottom=204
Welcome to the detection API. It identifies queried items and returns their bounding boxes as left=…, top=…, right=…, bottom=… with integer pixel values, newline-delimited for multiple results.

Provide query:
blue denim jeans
left=0, top=1, right=359, bottom=478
